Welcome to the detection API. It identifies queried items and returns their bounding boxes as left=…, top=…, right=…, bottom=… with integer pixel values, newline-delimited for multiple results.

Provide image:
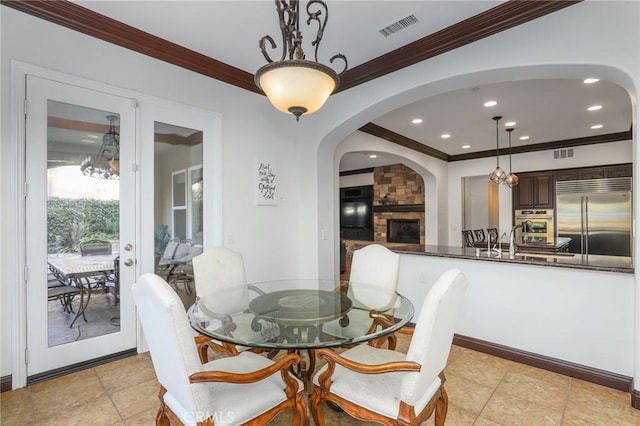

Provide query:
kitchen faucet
left=509, top=220, right=532, bottom=256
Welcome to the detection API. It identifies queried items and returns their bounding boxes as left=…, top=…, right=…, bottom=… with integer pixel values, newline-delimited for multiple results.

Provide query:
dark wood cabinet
left=554, top=164, right=631, bottom=181
left=555, top=170, right=580, bottom=181
left=605, top=164, right=632, bottom=178
left=581, top=168, right=605, bottom=179
left=513, top=163, right=631, bottom=216
left=513, top=172, right=554, bottom=209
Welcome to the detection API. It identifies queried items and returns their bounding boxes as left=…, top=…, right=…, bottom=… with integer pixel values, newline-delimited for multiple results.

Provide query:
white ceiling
left=68, top=1, right=632, bottom=170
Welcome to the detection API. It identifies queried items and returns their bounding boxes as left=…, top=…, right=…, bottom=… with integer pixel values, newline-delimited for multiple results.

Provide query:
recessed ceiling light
left=504, top=121, right=516, bottom=127
left=369, top=154, right=378, bottom=158
left=584, top=78, right=600, bottom=84
left=461, top=145, right=471, bottom=149
left=411, top=118, right=423, bottom=124
left=441, top=133, right=451, bottom=139
left=590, top=124, right=603, bottom=129
left=519, top=136, right=530, bottom=141
left=587, top=105, right=602, bottom=111
left=484, top=101, right=497, bottom=107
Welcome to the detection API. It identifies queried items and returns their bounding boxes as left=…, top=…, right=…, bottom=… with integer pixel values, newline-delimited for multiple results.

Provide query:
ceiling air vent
left=553, top=148, right=574, bottom=159
left=379, top=14, right=418, bottom=37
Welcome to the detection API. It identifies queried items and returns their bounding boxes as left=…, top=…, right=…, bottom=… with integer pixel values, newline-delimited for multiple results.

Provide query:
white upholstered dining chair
left=191, top=247, right=276, bottom=357
left=324, top=244, right=401, bottom=348
left=132, top=273, right=307, bottom=426
left=310, top=269, right=467, bottom=426
left=192, top=247, right=246, bottom=300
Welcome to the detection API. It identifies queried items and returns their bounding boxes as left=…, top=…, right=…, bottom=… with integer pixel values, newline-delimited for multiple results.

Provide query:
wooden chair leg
left=310, top=387, right=326, bottom=426
left=156, top=387, right=171, bottom=426
left=293, top=392, right=308, bottom=426
left=434, top=387, right=448, bottom=426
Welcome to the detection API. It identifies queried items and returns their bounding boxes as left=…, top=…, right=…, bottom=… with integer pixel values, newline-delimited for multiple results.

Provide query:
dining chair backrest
left=487, top=228, right=499, bottom=244
left=192, top=247, right=247, bottom=300
left=473, top=229, right=486, bottom=243
left=401, top=269, right=467, bottom=407
left=350, top=244, right=400, bottom=290
left=461, top=230, right=475, bottom=247
left=132, top=273, right=212, bottom=417
left=79, top=240, right=111, bottom=256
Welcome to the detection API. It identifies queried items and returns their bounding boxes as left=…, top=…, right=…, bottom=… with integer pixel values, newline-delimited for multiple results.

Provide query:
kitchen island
left=392, top=244, right=632, bottom=273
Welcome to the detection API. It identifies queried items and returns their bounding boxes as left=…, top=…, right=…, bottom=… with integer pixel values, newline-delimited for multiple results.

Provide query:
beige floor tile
left=480, top=390, right=563, bottom=426
left=109, top=378, right=160, bottom=419
left=445, top=373, right=495, bottom=414
left=0, top=387, right=33, bottom=425
left=563, top=379, right=640, bottom=425
left=445, top=349, right=512, bottom=388
left=561, top=413, right=610, bottom=426
left=496, top=363, right=570, bottom=410
left=31, top=369, right=107, bottom=419
left=443, top=403, right=478, bottom=426
left=5, top=343, right=638, bottom=426
left=473, top=416, right=504, bottom=425
left=123, top=407, right=158, bottom=425
left=95, top=355, right=157, bottom=393
left=33, top=393, right=122, bottom=426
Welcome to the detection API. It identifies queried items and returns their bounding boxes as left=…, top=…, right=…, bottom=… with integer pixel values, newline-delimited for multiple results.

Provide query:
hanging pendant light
left=504, top=128, right=519, bottom=187
left=255, top=0, right=348, bottom=121
left=80, top=115, right=120, bottom=180
left=488, top=116, right=506, bottom=184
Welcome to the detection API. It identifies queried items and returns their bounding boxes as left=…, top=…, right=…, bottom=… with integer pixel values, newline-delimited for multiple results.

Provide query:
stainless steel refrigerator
left=556, top=177, right=632, bottom=257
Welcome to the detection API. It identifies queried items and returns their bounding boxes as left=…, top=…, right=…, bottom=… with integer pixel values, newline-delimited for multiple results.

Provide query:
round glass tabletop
left=187, top=279, right=414, bottom=350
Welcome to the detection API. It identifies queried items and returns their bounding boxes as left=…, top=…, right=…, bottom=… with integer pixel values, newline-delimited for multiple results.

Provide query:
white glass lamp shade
left=504, top=172, right=519, bottom=188
left=255, top=60, right=339, bottom=119
left=489, top=166, right=506, bottom=184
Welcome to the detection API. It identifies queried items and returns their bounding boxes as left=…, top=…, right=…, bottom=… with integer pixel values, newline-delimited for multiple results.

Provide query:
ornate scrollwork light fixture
left=80, top=115, right=119, bottom=180
left=255, top=0, right=348, bottom=121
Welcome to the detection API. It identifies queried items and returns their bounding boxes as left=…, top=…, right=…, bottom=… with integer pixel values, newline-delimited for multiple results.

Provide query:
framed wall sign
left=255, top=158, right=278, bottom=205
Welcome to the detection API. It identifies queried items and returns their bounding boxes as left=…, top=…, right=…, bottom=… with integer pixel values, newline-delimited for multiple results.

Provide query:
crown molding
left=2, top=0, right=580, bottom=96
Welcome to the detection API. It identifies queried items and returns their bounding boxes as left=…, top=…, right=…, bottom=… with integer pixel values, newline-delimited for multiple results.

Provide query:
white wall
left=1, top=7, right=303, bottom=378
left=339, top=173, right=373, bottom=188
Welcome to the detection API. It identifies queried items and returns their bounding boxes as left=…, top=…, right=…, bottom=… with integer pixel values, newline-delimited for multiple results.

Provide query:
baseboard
left=27, top=348, right=137, bottom=386
left=453, top=334, right=632, bottom=393
left=1, top=375, right=12, bottom=393
left=632, top=389, right=640, bottom=409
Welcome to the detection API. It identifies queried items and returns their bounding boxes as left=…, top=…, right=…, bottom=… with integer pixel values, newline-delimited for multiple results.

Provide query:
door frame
left=8, top=61, right=223, bottom=387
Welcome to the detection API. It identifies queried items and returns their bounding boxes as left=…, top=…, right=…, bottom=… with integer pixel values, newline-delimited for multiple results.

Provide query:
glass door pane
left=154, top=122, right=203, bottom=308
left=46, top=101, right=121, bottom=346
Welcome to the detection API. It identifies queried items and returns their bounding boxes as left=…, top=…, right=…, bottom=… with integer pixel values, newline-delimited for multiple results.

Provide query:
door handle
left=124, top=258, right=134, bottom=267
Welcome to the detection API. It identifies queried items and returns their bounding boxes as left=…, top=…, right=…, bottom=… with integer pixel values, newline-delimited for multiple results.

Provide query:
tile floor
left=2, top=332, right=639, bottom=425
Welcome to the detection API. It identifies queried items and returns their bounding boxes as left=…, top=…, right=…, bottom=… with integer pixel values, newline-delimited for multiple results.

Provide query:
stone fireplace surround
left=343, top=163, right=425, bottom=254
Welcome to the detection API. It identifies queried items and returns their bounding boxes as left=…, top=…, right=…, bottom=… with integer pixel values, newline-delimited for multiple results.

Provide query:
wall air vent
left=379, top=14, right=418, bottom=37
left=553, top=148, right=574, bottom=159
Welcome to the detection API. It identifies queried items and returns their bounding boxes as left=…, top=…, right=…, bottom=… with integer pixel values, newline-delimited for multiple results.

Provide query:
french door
left=25, top=75, right=138, bottom=376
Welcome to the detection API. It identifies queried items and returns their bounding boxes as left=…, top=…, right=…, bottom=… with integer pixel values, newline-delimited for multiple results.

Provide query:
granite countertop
left=516, top=236, right=571, bottom=250
left=391, top=244, right=633, bottom=273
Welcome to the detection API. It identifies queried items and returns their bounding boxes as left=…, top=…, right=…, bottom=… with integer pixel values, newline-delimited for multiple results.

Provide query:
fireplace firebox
left=387, top=219, right=420, bottom=244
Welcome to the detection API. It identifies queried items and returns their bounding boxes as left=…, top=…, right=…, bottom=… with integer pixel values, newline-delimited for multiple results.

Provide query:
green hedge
left=48, top=197, right=119, bottom=254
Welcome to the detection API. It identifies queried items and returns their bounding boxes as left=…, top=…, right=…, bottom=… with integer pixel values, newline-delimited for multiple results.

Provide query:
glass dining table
left=187, top=279, right=414, bottom=381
